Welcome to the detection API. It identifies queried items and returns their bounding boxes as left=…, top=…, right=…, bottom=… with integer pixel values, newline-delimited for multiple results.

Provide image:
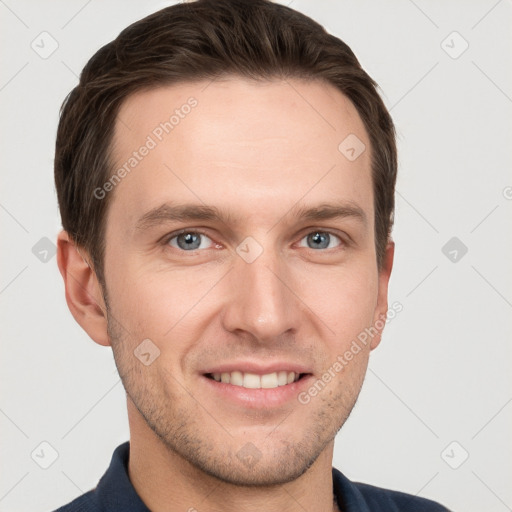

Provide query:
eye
left=167, top=230, right=215, bottom=251
left=298, top=231, right=343, bottom=250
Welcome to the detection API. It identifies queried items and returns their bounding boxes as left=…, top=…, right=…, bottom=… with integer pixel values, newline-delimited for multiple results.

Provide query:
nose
left=220, top=246, right=301, bottom=343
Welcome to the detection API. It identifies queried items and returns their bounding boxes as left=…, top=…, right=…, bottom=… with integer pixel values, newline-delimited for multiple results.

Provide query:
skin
left=57, top=77, right=394, bottom=512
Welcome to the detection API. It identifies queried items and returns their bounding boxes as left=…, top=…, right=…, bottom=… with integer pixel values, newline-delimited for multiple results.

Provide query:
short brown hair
left=55, top=0, right=396, bottom=285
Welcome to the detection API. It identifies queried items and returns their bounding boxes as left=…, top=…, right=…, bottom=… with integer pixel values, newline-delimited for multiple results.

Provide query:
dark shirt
left=52, top=442, right=450, bottom=511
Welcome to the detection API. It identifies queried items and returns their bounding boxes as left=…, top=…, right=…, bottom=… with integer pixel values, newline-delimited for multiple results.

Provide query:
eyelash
left=162, top=228, right=348, bottom=253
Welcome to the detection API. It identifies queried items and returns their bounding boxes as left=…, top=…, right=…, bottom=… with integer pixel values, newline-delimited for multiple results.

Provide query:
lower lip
left=201, top=374, right=313, bottom=409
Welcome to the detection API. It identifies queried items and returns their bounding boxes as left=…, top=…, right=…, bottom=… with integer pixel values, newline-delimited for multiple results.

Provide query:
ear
left=56, top=230, right=110, bottom=347
left=370, top=240, right=395, bottom=350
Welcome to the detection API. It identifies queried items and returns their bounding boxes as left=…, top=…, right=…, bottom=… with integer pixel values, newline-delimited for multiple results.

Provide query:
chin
left=175, top=440, right=324, bottom=487
left=149, top=412, right=340, bottom=487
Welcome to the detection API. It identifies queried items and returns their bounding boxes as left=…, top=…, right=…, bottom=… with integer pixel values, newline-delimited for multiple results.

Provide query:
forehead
left=109, top=77, right=373, bottom=230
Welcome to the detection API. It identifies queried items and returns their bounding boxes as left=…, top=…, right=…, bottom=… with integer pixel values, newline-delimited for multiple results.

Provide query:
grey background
left=1, top=1, right=511, bottom=511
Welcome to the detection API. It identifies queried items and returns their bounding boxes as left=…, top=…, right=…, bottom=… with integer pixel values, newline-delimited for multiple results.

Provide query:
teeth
left=260, top=372, right=278, bottom=388
left=243, top=373, right=261, bottom=389
left=210, top=371, right=299, bottom=388
left=230, top=371, right=243, bottom=386
left=277, top=371, right=288, bottom=386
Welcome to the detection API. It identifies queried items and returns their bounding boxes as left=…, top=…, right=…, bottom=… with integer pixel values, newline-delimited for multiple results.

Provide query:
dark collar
left=94, top=441, right=371, bottom=512
left=95, top=442, right=149, bottom=511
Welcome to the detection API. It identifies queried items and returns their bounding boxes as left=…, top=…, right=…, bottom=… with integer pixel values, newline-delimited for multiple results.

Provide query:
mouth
left=204, top=370, right=308, bottom=389
left=201, top=367, right=313, bottom=410
left=200, top=361, right=314, bottom=409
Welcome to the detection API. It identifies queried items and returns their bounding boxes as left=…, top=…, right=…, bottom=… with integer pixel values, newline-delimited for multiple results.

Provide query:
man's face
left=102, top=77, right=391, bottom=485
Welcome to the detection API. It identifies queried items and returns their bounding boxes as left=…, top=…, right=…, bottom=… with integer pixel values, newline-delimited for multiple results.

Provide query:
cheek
left=104, top=243, right=379, bottom=351
left=106, top=263, right=218, bottom=350
left=299, top=263, right=379, bottom=338
left=107, top=252, right=172, bottom=316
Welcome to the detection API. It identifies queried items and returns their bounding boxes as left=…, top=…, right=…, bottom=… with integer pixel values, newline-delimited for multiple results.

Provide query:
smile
left=206, top=371, right=303, bottom=389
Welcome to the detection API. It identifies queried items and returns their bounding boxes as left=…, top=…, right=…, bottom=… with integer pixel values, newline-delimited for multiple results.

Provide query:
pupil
left=178, top=233, right=201, bottom=250
left=309, top=232, right=329, bottom=249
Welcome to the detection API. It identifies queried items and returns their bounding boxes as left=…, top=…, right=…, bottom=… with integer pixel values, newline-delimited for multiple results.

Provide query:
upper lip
left=202, top=361, right=312, bottom=375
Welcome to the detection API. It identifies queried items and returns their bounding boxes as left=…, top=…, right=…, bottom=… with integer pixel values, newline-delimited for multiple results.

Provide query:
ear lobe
left=370, top=240, right=395, bottom=351
left=56, top=230, right=111, bottom=347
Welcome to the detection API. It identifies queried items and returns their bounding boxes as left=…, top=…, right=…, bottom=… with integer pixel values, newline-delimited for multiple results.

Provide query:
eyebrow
left=135, top=201, right=367, bottom=231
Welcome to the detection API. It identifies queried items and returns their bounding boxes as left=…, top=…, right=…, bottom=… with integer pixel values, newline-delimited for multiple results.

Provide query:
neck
left=127, top=401, right=339, bottom=512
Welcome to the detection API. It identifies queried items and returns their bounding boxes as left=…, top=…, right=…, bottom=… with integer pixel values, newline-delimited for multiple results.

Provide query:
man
left=53, top=0, right=450, bottom=510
